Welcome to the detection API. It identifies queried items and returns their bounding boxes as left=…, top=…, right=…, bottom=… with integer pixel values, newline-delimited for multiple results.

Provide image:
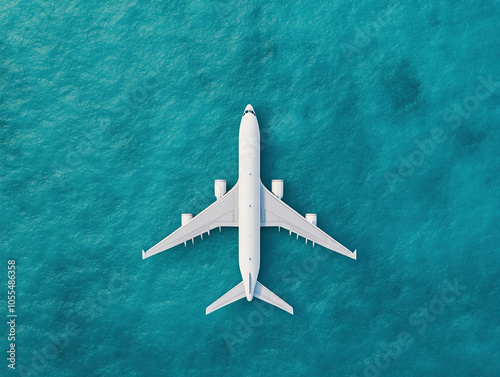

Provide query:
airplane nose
left=243, top=104, right=256, bottom=117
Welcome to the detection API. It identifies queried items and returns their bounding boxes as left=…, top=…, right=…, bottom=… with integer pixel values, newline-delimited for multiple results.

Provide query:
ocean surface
left=1, top=1, right=499, bottom=376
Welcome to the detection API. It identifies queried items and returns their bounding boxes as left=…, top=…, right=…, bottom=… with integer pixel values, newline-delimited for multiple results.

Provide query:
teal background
left=1, top=1, right=499, bottom=376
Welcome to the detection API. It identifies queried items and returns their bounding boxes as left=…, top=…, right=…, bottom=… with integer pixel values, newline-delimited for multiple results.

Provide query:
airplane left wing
left=143, top=182, right=239, bottom=259
left=260, top=182, right=356, bottom=259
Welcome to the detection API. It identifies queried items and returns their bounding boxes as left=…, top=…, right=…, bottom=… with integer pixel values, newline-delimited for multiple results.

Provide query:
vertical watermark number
left=7, top=260, right=16, bottom=371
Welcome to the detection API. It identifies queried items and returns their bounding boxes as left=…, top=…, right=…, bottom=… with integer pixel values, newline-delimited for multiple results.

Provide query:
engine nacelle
left=272, top=179, right=283, bottom=199
left=214, top=180, right=227, bottom=200
left=181, top=213, right=193, bottom=226
left=305, top=213, right=317, bottom=226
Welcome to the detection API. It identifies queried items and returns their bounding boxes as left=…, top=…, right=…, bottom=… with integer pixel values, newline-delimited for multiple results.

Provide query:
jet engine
left=181, top=213, right=193, bottom=226
left=215, top=180, right=227, bottom=200
left=272, top=179, right=283, bottom=199
left=305, top=213, right=317, bottom=226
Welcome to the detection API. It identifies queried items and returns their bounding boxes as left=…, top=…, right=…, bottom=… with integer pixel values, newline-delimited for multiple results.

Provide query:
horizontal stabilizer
left=254, top=281, right=293, bottom=315
left=206, top=282, right=246, bottom=315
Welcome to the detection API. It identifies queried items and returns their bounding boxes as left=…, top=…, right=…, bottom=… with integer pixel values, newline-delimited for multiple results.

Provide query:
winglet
left=142, top=249, right=147, bottom=259
left=352, top=249, right=357, bottom=260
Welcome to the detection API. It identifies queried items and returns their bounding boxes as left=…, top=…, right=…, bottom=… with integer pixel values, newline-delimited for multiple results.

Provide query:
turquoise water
left=1, top=0, right=499, bottom=376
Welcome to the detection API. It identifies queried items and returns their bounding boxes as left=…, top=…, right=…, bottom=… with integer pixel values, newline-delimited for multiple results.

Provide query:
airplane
left=142, top=104, right=356, bottom=315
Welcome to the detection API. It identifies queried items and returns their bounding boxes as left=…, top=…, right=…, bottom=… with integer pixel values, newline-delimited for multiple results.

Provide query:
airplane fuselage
left=142, top=104, right=356, bottom=315
left=238, top=105, right=260, bottom=301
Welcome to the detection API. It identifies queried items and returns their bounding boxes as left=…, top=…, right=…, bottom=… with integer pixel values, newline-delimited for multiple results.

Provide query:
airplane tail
left=254, top=281, right=293, bottom=315
left=206, top=282, right=246, bottom=315
left=205, top=281, right=293, bottom=315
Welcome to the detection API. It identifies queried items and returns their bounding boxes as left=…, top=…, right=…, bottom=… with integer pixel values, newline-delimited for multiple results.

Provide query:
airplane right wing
left=143, top=182, right=239, bottom=259
left=260, top=182, right=356, bottom=259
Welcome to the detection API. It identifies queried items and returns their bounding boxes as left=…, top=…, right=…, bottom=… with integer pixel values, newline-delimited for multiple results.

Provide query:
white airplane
left=142, top=105, right=356, bottom=315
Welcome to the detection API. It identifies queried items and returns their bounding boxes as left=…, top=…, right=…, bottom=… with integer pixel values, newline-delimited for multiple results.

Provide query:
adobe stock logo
left=351, top=279, right=467, bottom=377
left=340, top=0, right=401, bottom=62
left=384, top=74, right=500, bottom=190
left=222, top=247, right=332, bottom=353
left=17, top=270, right=131, bottom=377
